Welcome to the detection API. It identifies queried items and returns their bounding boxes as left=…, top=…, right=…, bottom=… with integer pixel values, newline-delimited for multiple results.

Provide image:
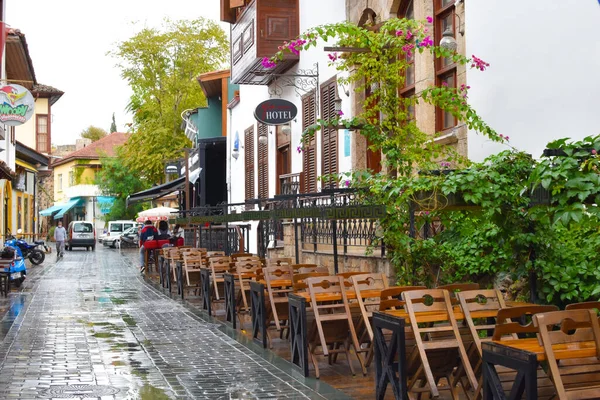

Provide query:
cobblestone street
left=0, top=247, right=348, bottom=399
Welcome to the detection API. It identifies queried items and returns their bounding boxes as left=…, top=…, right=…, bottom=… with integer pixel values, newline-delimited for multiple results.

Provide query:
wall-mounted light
left=281, top=124, right=292, bottom=135
left=258, top=133, right=268, bottom=145
left=232, top=148, right=240, bottom=160
left=439, top=12, right=464, bottom=51
left=334, top=96, right=342, bottom=113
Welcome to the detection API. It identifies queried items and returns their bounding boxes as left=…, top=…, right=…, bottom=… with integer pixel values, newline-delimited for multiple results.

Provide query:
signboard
left=165, top=161, right=180, bottom=176
left=254, top=99, right=297, bottom=125
left=0, top=84, right=35, bottom=126
left=180, top=148, right=202, bottom=184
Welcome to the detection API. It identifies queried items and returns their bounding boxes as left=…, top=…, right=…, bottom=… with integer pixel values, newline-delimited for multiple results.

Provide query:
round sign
left=254, top=99, right=298, bottom=126
left=0, top=84, right=35, bottom=126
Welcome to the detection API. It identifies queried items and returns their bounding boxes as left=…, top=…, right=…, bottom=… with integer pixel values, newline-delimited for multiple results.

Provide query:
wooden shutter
left=302, top=91, right=317, bottom=193
left=257, top=124, right=269, bottom=199
left=321, top=78, right=338, bottom=189
left=244, top=126, right=255, bottom=202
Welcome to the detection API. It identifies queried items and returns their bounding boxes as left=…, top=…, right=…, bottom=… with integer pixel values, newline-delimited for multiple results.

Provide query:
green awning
left=54, top=198, right=83, bottom=220
left=39, top=204, right=64, bottom=217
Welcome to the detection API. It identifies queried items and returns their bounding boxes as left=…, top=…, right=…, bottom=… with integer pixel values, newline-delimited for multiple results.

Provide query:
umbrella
left=136, top=207, right=178, bottom=222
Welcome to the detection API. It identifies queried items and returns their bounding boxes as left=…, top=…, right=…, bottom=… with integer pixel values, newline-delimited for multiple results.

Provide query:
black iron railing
left=279, top=173, right=301, bottom=196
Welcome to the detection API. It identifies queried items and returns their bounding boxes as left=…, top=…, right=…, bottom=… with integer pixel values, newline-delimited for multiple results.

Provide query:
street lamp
left=334, top=96, right=342, bottom=114
left=281, top=123, right=292, bottom=135
left=258, top=132, right=268, bottom=145
left=439, top=28, right=457, bottom=52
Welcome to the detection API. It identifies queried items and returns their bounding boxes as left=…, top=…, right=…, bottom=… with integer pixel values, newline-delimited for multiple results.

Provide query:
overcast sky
left=6, top=0, right=227, bottom=145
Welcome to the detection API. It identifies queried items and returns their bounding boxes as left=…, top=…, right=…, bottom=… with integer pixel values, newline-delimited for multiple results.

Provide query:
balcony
left=279, top=173, right=301, bottom=195
left=228, top=0, right=299, bottom=85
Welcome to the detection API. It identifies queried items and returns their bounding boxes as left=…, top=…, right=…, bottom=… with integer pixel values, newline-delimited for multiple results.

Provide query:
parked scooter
left=0, top=243, right=27, bottom=287
left=5, top=230, right=46, bottom=265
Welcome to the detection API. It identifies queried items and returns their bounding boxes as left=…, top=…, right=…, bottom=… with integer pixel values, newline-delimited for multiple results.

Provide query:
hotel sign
left=0, top=84, right=35, bottom=126
left=254, top=99, right=297, bottom=125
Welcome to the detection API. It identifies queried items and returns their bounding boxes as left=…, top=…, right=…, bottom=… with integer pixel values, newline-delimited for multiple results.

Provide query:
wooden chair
left=306, top=275, right=367, bottom=379
left=266, top=257, right=292, bottom=267
left=292, top=272, right=329, bottom=292
left=209, top=259, right=233, bottom=304
left=291, top=263, right=319, bottom=272
left=438, top=282, right=480, bottom=304
left=492, top=305, right=559, bottom=340
left=379, top=286, right=427, bottom=312
left=263, top=265, right=294, bottom=331
left=402, top=289, right=478, bottom=399
left=297, top=266, right=328, bottom=274
left=350, top=273, right=389, bottom=366
left=235, top=260, right=263, bottom=312
left=533, top=309, right=600, bottom=400
left=231, top=253, right=254, bottom=262
left=207, top=251, right=225, bottom=257
left=182, top=253, right=203, bottom=295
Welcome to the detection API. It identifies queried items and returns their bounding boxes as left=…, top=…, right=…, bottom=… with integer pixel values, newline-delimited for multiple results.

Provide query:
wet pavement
left=0, top=246, right=348, bottom=399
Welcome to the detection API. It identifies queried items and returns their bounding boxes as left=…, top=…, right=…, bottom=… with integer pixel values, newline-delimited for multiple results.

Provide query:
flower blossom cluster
left=426, top=16, right=433, bottom=24
left=261, top=57, right=277, bottom=69
left=328, top=52, right=338, bottom=62
left=297, top=146, right=303, bottom=154
left=498, top=134, right=510, bottom=141
left=287, top=38, right=307, bottom=56
left=440, top=161, right=451, bottom=169
left=471, top=55, right=490, bottom=71
left=416, top=36, right=434, bottom=48
left=459, top=84, right=470, bottom=99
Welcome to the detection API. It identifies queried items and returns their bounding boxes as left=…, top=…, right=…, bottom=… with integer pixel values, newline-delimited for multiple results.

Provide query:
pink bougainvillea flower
left=337, top=110, right=344, bottom=116
left=419, top=35, right=433, bottom=47
left=405, top=30, right=413, bottom=40
left=328, top=52, right=338, bottom=62
left=593, top=149, right=598, bottom=155
left=297, top=146, right=303, bottom=153
left=344, top=180, right=350, bottom=187
left=471, top=55, right=490, bottom=71
left=395, top=30, right=403, bottom=36
left=426, top=16, right=433, bottom=23
left=441, top=82, right=448, bottom=87
left=261, top=57, right=277, bottom=69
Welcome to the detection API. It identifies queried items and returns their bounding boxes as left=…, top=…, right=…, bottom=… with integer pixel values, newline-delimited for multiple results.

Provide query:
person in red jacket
left=139, top=220, right=158, bottom=273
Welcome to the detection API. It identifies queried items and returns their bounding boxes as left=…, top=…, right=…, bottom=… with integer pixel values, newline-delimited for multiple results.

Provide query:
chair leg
left=308, top=343, right=321, bottom=379
left=343, top=339, right=356, bottom=376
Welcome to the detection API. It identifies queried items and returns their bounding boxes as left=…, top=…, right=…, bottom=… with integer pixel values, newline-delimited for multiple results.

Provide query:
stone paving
left=0, top=246, right=348, bottom=399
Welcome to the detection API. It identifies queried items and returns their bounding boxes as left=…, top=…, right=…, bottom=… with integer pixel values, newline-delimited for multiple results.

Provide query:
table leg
left=158, top=256, right=164, bottom=286
left=482, top=342, right=538, bottom=400
left=200, top=268, right=211, bottom=316
left=166, top=259, right=172, bottom=292
left=288, top=294, right=308, bottom=377
left=372, top=312, right=407, bottom=400
left=154, top=249, right=159, bottom=274
left=250, top=281, right=267, bottom=349
left=177, top=261, right=184, bottom=299
left=224, top=273, right=236, bottom=329
left=144, top=250, right=149, bottom=275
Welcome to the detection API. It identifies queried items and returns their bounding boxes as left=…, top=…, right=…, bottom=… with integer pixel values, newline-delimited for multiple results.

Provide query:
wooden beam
left=323, top=46, right=370, bottom=53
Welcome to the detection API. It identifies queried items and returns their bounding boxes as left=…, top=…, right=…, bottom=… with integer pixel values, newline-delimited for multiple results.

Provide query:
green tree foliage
left=80, top=125, right=108, bottom=142
left=96, top=149, right=149, bottom=221
left=111, top=18, right=229, bottom=183
left=110, top=113, right=117, bottom=133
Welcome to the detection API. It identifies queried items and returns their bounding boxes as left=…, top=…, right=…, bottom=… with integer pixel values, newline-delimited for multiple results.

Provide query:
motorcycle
left=0, top=243, right=27, bottom=287
left=5, top=230, right=46, bottom=265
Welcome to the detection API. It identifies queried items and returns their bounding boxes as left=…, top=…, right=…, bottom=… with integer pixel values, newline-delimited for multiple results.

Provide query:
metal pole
left=293, top=196, right=300, bottom=264
left=331, top=193, right=339, bottom=275
left=184, top=149, right=190, bottom=213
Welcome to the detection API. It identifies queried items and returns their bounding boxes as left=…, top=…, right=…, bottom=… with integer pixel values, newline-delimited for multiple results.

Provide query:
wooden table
left=289, top=288, right=386, bottom=377
left=482, top=338, right=598, bottom=400
left=372, top=301, right=536, bottom=400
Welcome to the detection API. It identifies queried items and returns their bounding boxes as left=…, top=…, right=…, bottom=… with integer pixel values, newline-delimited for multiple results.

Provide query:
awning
left=127, top=177, right=185, bottom=206
left=39, top=204, right=63, bottom=217
left=54, top=198, right=83, bottom=220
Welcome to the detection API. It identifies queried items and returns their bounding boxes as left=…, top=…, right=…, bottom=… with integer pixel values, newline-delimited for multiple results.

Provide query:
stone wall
left=267, top=221, right=394, bottom=282
left=37, top=171, right=55, bottom=238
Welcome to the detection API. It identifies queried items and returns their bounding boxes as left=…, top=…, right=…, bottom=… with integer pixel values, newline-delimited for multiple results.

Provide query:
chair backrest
left=351, top=273, right=389, bottom=341
left=293, top=272, right=329, bottom=292
left=297, top=266, right=329, bottom=274
left=291, top=263, right=320, bottom=272
left=266, top=257, right=292, bottom=267
left=533, top=309, right=600, bottom=399
left=236, top=260, right=263, bottom=282
left=207, top=251, right=225, bottom=257
left=403, top=288, right=478, bottom=396
left=491, top=305, right=559, bottom=340
left=209, top=256, right=231, bottom=266
left=210, top=259, right=232, bottom=274
left=183, top=254, right=204, bottom=270
left=263, top=265, right=293, bottom=284
left=565, top=301, right=600, bottom=312
left=379, top=286, right=427, bottom=311
left=231, top=253, right=254, bottom=261
left=437, top=282, right=481, bottom=304
left=351, top=273, right=388, bottom=292
left=456, top=289, right=507, bottom=355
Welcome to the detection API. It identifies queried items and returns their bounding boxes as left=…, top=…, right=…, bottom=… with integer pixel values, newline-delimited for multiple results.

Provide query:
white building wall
left=228, top=0, right=347, bottom=254
left=466, top=1, right=600, bottom=161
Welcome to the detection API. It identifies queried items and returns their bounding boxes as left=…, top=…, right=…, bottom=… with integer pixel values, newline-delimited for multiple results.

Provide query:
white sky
left=6, top=0, right=228, bottom=145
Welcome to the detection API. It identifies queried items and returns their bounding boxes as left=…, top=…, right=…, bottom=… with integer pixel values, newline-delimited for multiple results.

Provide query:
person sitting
left=157, top=220, right=170, bottom=240
left=139, top=220, right=158, bottom=273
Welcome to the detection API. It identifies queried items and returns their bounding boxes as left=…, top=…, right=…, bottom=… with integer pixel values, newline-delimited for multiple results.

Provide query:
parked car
left=103, top=226, right=138, bottom=248
left=66, top=221, right=96, bottom=251
left=98, top=220, right=136, bottom=243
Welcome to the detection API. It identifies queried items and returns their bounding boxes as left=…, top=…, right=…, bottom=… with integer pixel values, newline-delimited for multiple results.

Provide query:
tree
left=111, top=18, right=229, bottom=183
left=96, top=149, right=149, bottom=221
left=109, top=113, right=117, bottom=133
left=81, top=126, right=108, bottom=142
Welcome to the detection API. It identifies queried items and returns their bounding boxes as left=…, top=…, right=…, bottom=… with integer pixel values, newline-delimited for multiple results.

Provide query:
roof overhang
left=16, top=141, right=49, bottom=167
left=6, top=29, right=36, bottom=89
left=126, top=177, right=185, bottom=206
left=197, top=69, right=230, bottom=98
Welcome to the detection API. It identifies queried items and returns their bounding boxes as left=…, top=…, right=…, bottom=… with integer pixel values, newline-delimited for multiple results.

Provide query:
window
left=301, top=91, right=317, bottom=193
left=320, top=77, right=339, bottom=189
left=36, top=115, right=49, bottom=153
left=434, top=0, right=457, bottom=132
left=17, top=196, right=22, bottom=230
left=257, top=123, right=269, bottom=199
left=74, top=223, right=93, bottom=233
left=24, top=197, right=28, bottom=233
left=58, top=174, right=63, bottom=192
left=244, top=126, right=255, bottom=203
left=276, top=124, right=291, bottom=194
left=69, top=171, right=74, bottom=187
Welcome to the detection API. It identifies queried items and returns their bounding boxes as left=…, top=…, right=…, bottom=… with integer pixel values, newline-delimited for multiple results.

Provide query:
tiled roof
left=32, top=83, right=64, bottom=105
left=0, top=160, right=16, bottom=181
left=52, top=132, right=129, bottom=167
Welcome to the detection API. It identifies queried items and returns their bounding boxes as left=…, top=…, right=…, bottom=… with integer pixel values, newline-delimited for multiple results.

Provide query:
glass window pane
left=441, top=13, right=454, bottom=66
left=441, top=0, right=454, bottom=7
left=405, top=64, right=415, bottom=86
left=404, top=0, right=414, bottom=19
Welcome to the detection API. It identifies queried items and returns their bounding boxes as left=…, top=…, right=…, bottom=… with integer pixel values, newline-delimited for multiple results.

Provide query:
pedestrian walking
left=54, top=221, right=67, bottom=260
